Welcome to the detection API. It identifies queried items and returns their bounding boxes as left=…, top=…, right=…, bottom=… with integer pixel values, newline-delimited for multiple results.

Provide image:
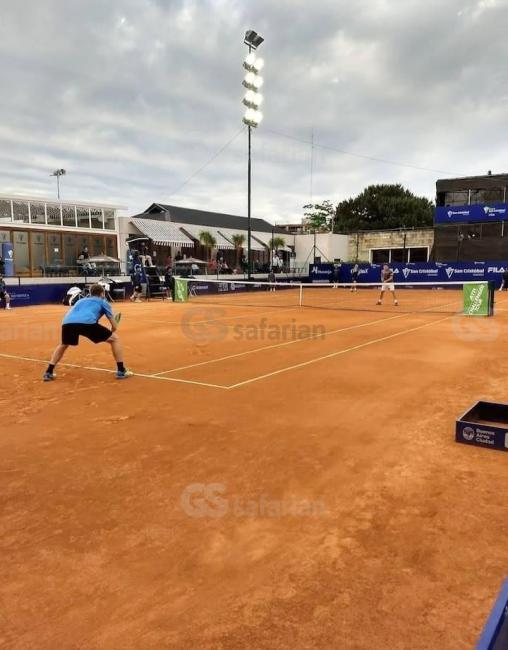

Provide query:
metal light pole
left=50, top=168, right=66, bottom=199
left=248, top=122, right=252, bottom=278
left=271, top=218, right=275, bottom=269
left=242, top=30, right=264, bottom=280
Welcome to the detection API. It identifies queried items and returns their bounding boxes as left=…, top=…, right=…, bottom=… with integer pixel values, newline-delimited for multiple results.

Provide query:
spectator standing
left=139, top=242, right=153, bottom=267
left=164, top=264, right=173, bottom=300
left=0, top=275, right=11, bottom=309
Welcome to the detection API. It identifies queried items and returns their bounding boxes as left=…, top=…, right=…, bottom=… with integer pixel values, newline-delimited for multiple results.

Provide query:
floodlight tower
left=50, top=169, right=67, bottom=199
left=242, top=30, right=264, bottom=279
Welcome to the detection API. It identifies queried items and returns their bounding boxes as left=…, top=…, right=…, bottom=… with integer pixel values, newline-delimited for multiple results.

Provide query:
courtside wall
left=310, top=262, right=508, bottom=285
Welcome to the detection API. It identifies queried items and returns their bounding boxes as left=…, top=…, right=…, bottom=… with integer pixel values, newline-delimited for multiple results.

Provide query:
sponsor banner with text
left=435, top=203, right=508, bottom=224
left=3, top=282, right=130, bottom=308
left=339, top=262, right=508, bottom=285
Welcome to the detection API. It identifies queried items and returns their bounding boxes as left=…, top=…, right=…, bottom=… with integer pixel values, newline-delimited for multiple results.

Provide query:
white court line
left=0, top=353, right=228, bottom=390
left=138, top=289, right=463, bottom=327
left=135, top=304, right=303, bottom=327
left=154, top=294, right=464, bottom=376
left=153, top=312, right=408, bottom=375
left=227, top=314, right=453, bottom=389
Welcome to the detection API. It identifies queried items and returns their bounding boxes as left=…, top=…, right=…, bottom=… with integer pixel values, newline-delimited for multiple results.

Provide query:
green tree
left=335, top=184, right=434, bottom=232
left=198, top=230, right=217, bottom=261
left=303, top=200, right=335, bottom=232
left=231, top=233, right=246, bottom=269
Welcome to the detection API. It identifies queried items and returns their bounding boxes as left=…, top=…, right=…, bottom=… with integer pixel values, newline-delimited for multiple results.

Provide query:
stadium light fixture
left=50, top=168, right=67, bottom=200
left=242, top=30, right=264, bottom=280
left=243, top=90, right=263, bottom=109
left=244, top=30, right=264, bottom=50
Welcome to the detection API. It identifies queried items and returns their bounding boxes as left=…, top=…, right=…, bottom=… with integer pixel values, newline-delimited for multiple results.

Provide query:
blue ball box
left=476, top=579, right=508, bottom=649
left=456, top=401, right=508, bottom=452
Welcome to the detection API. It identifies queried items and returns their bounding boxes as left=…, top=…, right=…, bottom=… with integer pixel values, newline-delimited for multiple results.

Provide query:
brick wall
left=347, top=229, right=434, bottom=262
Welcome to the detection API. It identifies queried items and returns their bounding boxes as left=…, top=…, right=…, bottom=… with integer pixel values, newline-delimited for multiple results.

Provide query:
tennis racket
left=114, top=312, right=122, bottom=326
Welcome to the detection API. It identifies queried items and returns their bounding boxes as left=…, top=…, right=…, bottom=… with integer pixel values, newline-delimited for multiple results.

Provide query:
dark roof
left=436, top=173, right=508, bottom=192
left=137, top=203, right=284, bottom=234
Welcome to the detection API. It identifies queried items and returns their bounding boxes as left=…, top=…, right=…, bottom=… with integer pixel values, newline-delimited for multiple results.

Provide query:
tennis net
left=178, top=278, right=494, bottom=315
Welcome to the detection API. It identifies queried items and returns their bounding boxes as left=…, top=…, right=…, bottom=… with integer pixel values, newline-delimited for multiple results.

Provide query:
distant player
left=377, top=264, right=399, bottom=306
left=499, top=269, right=508, bottom=291
left=43, top=283, right=133, bottom=382
left=350, top=263, right=359, bottom=292
left=332, top=261, right=341, bottom=288
left=130, top=264, right=143, bottom=302
left=0, top=275, right=11, bottom=309
left=268, top=269, right=276, bottom=292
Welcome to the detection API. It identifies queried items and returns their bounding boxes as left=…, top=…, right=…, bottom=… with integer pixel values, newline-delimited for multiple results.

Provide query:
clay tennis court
left=1, top=286, right=507, bottom=648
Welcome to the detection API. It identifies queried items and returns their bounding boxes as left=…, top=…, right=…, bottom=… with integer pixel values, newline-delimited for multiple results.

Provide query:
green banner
left=174, top=278, right=188, bottom=303
left=463, top=282, right=490, bottom=316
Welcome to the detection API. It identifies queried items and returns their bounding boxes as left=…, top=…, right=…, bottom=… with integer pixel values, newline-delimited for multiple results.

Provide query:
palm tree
left=198, top=230, right=217, bottom=263
left=270, top=236, right=286, bottom=254
left=231, top=233, right=246, bottom=270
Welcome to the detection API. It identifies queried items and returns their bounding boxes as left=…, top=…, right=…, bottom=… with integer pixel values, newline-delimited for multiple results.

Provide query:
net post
left=488, top=280, right=495, bottom=316
left=462, top=281, right=492, bottom=317
left=174, top=277, right=189, bottom=303
left=299, top=283, right=303, bottom=307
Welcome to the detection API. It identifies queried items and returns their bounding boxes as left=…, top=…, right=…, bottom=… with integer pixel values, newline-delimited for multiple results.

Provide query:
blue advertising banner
left=4, top=281, right=131, bottom=308
left=1, top=242, right=14, bottom=276
left=340, top=262, right=508, bottom=285
left=308, top=264, right=334, bottom=282
left=435, top=204, right=508, bottom=224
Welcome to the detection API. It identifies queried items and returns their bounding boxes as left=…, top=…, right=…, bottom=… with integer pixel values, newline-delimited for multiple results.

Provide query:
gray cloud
left=0, top=0, right=507, bottom=221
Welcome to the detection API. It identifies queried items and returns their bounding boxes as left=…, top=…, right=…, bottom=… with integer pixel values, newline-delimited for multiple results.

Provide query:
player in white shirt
left=377, top=264, right=399, bottom=306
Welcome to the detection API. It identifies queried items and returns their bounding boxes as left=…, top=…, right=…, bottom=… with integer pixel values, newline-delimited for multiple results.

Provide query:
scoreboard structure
left=434, top=173, right=508, bottom=262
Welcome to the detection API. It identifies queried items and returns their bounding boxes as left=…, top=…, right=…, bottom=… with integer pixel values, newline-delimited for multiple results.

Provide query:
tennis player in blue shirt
left=43, top=283, right=133, bottom=381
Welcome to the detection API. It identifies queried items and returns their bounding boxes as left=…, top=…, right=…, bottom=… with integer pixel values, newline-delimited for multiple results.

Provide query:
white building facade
left=0, top=194, right=124, bottom=276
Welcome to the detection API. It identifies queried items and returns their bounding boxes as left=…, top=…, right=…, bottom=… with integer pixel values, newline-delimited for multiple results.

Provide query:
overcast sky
left=0, top=0, right=507, bottom=223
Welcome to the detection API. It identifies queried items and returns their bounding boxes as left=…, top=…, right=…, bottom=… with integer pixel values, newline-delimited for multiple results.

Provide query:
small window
left=408, top=247, right=428, bottom=262
left=371, top=249, right=390, bottom=264
left=12, top=201, right=29, bottom=223
left=91, top=208, right=103, bottom=229
left=77, top=207, right=90, bottom=228
left=47, top=204, right=62, bottom=226
left=482, top=222, right=503, bottom=238
left=30, top=203, right=45, bottom=224
left=63, top=206, right=76, bottom=227
left=391, top=248, right=409, bottom=263
left=0, top=199, right=11, bottom=220
left=104, top=209, right=115, bottom=230
left=31, top=232, right=46, bottom=272
left=470, top=188, right=504, bottom=205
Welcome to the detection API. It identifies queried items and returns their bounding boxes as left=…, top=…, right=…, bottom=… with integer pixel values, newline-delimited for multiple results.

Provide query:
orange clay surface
left=1, top=291, right=507, bottom=649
